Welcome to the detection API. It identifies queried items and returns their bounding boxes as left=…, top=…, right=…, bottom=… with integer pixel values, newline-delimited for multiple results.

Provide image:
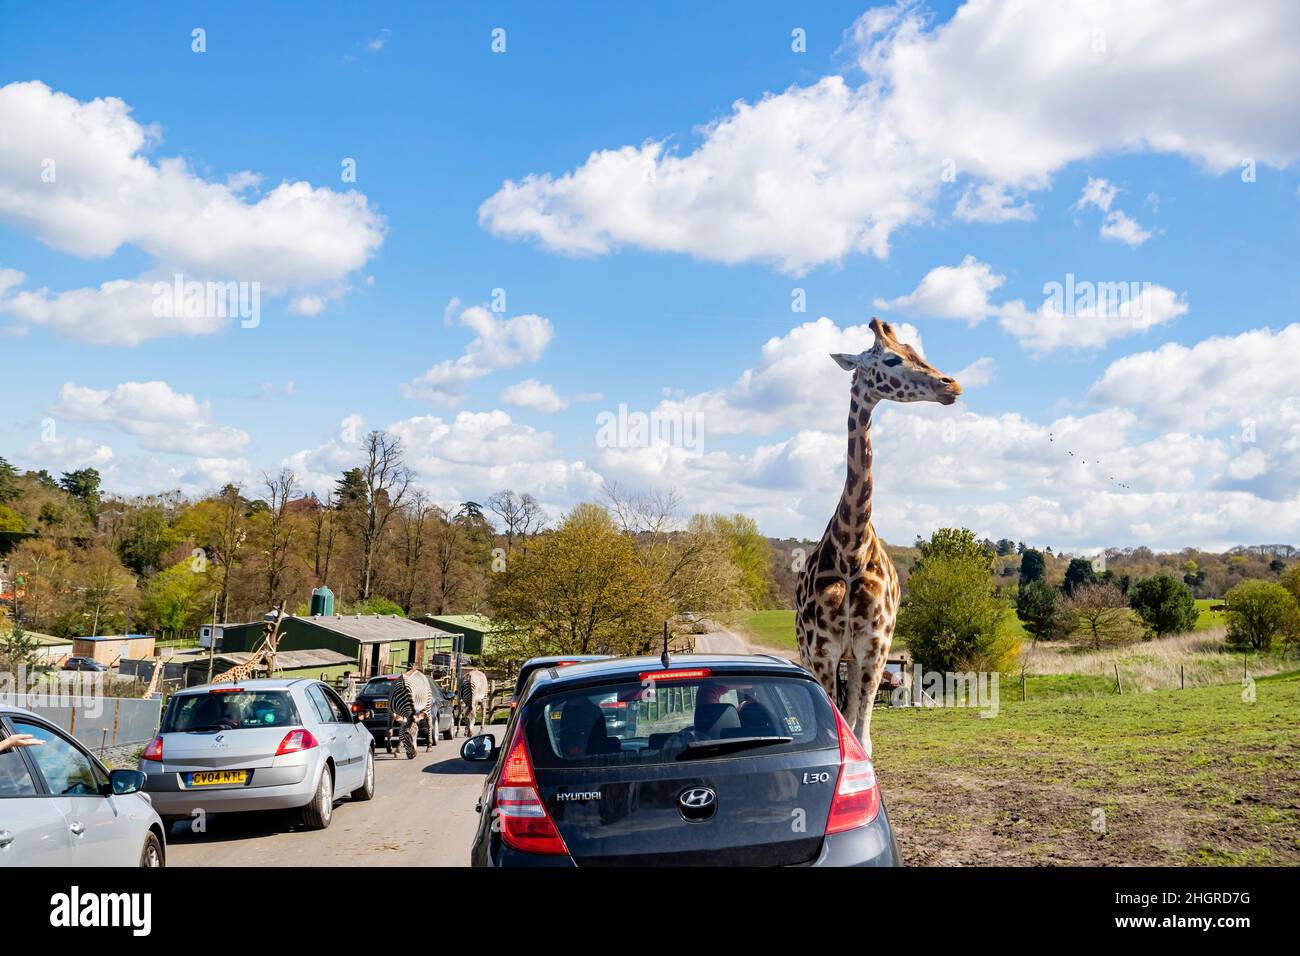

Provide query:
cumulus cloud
left=1076, top=177, right=1152, bottom=246
left=52, top=380, right=249, bottom=457
left=480, top=1, right=1300, bottom=272
left=0, top=81, right=386, bottom=342
left=874, top=256, right=1187, bottom=352
left=402, top=302, right=554, bottom=404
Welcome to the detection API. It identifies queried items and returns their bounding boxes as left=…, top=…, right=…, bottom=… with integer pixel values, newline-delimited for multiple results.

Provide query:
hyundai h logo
left=678, top=787, right=716, bottom=819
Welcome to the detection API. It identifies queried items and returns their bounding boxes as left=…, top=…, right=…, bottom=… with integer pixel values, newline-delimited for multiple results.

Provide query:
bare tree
left=358, top=431, right=412, bottom=600
left=430, top=505, right=464, bottom=613
left=398, top=490, right=433, bottom=613
left=309, top=491, right=340, bottom=587
left=487, top=489, right=544, bottom=554
left=1063, top=582, right=1139, bottom=649
left=213, top=484, right=247, bottom=623
left=260, top=468, right=298, bottom=607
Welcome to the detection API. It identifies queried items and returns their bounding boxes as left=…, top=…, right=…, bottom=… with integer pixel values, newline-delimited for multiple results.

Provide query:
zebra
left=454, top=669, right=490, bottom=737
left=388, top=668, right=435, bottom=758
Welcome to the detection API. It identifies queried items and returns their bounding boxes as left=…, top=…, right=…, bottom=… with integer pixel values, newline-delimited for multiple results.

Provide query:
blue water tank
left=310, top=586, right=335, bottom=617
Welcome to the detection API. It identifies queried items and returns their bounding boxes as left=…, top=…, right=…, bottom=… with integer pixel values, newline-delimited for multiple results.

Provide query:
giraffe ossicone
left=795, top=317, right=963, bottom=754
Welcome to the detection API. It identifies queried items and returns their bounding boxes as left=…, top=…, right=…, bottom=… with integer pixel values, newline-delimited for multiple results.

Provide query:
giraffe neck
left=835, top=392, right=879, bottom=555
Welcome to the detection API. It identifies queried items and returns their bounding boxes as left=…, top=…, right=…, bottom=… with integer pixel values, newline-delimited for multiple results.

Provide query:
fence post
left=1021, top=672, right=1026, bottom=702
left=1114, top=663, right=1122, bottom=696
left=1180, top=663, right=1184, bottom=690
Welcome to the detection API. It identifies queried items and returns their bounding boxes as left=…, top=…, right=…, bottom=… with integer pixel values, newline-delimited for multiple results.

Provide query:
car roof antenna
left=661, top=621, right=671, bottom=669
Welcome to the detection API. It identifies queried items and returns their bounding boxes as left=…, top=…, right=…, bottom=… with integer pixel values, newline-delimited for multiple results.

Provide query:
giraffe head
left=831, top=318, right=962, bottom=406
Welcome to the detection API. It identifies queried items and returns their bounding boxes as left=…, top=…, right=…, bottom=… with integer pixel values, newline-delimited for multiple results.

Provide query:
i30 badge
left=678, top=787, right=717, bottom=821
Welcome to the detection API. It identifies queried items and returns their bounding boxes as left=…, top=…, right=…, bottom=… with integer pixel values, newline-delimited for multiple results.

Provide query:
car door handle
left=69, top=822, right=85, bottom=837
left=0, top=830, right=13, bottom=848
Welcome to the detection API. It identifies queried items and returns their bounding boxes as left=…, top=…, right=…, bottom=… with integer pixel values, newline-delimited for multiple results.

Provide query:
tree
left=0, top=457, right=22, bottom=504
left=1019, top=549, right=1047, bottom=587
left=118, top=502, right=177, bottom=575
left=490, top=503, right=658, bottom=657
left=487, top=489, right=544, bottom=554
left=1015, top=580, right=1060, bottom=643
left=71, top=546, right=137, bottom=637
left=918, top=527, right=994, bottom=570
left=0, top=504, right=24, bottom=532
left=897, top=529, right=1017, bottom=672
left=1062, top=557, right=1097, bottom=597
left=140, top=559, right=216, bottom=640
left=0, top=615, right=39, bottom=673
left=308, top=492, right=340, bottom=586
left=1063, top=582, right=1138, bottom=649
left=1128, top=574, right=1198, bottom=638
left=396, top=490, right=433, bottom=613
left=702, top=513, right=778, bottom=609
left=1223, top=580, right=1297, bottom=651
left=59, top=468, right=101, bottom=519
left=356, top=431, right=412, bottom=600
left=256, top=468, right=299, bottom=606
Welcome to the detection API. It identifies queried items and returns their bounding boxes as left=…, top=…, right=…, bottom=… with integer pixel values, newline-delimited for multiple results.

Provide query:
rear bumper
left=473, top=804, right=901, bottom=867
left=140, top=755, right=318, bottom=816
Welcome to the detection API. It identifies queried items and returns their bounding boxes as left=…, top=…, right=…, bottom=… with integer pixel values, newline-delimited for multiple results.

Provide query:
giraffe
left=210, top=603, right=285, bottom=684
left=210, top=642, right=271, bottom=684
left=140, top=659, right=164, bottom=699
left=795, top=318, right=962, bottom=755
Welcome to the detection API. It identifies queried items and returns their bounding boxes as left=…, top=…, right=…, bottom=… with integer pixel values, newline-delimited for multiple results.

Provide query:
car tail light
left=208, top=687, right=243, bottom=694
left=141, top=736, right=164, bottom=761
left=494, top=723, right=568, bottom=856
left=825, top=707, right=880, bottom=834
left=274, top=729, right=319, bottom=756
left=637, top=667, right=711, bottom=683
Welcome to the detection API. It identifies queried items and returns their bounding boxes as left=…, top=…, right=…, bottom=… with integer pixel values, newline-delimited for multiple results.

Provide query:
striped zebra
left=388, top=668, right=435, bottom=759
left=454, top=669, right=490, bottom=737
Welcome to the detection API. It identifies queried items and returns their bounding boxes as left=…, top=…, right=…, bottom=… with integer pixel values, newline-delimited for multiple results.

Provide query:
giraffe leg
left=841, top=658, right=864, bottom=731
left=853, top=650, right=889, bottom=757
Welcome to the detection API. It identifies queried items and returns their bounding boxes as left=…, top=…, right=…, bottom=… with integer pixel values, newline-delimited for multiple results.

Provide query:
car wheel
left=351, top=748, right=375, bottom=801
left=300, top=765, right=334, bottom=830
left=140, top=832, right=165, bottom=868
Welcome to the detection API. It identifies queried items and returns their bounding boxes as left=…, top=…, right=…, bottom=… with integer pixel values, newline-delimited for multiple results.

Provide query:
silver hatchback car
left=1, top=705, right=166, bottom=866
left=140, top=679, right=375, bottom=830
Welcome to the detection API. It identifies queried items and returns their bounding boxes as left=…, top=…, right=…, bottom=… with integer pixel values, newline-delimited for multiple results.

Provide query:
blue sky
left=2, top=1, right=1299, bottom=552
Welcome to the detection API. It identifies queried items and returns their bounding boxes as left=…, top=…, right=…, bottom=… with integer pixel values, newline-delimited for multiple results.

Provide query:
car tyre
left=140, top=832, right=165, bottom=868
left=351, top=747, right=375, bottom=801
left=300, top=765, right=334, bottom=830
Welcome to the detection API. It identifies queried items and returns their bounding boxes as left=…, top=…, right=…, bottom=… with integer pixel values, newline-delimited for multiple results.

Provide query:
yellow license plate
left=189, top=770, right=248, bottom=786
left=373, top=700, right=387, bottom=709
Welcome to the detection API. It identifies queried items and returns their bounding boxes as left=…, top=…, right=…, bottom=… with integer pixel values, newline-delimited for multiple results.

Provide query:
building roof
left=425, top=614, right=496, bottom=634
left=301, top=614, right=455, bottom=644
left=72, top=633, right=154, bottom=642
left=23, top=631, right=72, bottom=646
left=207, top=648, right=355, bottom=669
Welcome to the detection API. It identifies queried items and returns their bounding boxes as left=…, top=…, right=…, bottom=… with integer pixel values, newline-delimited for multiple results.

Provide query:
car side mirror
left=460, top=733, right=497, bottom=762
left=109, top=768, right=146, bottom=795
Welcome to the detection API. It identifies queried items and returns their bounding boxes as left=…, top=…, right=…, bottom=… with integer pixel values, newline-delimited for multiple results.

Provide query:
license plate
left=373, top=700, right=388, bottom=709
left=188, top=770, right=248, bottom=787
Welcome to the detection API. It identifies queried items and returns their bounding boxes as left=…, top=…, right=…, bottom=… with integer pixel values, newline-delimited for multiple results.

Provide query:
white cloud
left=22, top=436, right=114, bottom=471
left=1076, top=177, right=1152, bottom=246
left=52, top=380, right=249, bottom=457
left=648, top=316, right=935, bottom=437
left=501, top=379, right=567, bottom=413
left=0, top=81, right=386, bottom=342
left=873, top=256, right=1186, bottom=352
left=997, top=283, right=1187, bottom=353
left=873, top=254, right=1005, bottom=323
left=480, top=1, right=1300, bottom=272
left=1099, top=210, right=1152, bottom=247
left=1087, top=323, right=1300, bottom=430
left=953, top=184, right=1034, bottom=223
left=284, top=410, right=603, bottom=512
left=402, top=302, right=554, bottom=404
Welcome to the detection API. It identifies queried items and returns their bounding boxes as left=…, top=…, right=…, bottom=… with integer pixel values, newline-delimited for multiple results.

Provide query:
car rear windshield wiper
left=677, top=735, right=794, bottom=759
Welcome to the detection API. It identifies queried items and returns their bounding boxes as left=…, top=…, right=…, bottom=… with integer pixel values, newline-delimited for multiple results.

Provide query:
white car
left=0, top=705, right=166, bottom=867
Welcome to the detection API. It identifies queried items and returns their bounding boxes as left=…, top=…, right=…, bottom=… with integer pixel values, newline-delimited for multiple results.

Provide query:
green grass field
left=726, top=609, right=797, bottom=650
left=874, top=670, right=1300, bottom=865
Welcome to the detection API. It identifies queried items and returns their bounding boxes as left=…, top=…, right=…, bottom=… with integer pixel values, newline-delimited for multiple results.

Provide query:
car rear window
left=524, top=674, right=837, bottom=768
left=162, top=691, right=301, bottom=732
left=360, top=679, right=395, bottom=696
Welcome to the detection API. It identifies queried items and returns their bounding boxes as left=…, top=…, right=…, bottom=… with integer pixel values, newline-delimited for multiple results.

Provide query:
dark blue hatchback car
left=461, top=653, right=901, bottom=867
